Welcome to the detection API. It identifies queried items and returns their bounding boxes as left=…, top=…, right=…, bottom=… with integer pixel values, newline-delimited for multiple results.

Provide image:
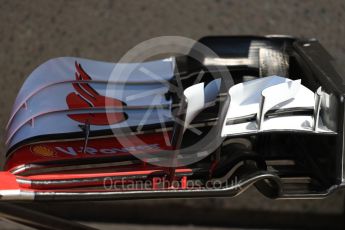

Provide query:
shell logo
left=31, top=145, right=56, bottom=157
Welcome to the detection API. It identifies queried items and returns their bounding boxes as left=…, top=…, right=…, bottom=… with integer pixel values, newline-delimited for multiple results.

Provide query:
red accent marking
left=181, top=176, right=187, bottom=189
left=67, top=112, right=125, bottom=126
left=0, top=172, right=20, bottom=190
left=66, top=62, right=127, bottom=125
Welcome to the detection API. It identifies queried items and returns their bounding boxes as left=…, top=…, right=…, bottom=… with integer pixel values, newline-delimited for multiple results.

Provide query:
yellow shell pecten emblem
left=31, top=145, right=56, bottom=157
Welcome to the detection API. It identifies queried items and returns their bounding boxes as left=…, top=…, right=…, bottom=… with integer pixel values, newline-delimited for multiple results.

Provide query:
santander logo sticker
left=66, top=62, right=127, bottom=125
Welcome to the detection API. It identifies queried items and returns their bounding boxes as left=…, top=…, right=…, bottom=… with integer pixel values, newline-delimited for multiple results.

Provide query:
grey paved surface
left=0, top=0, right=345, bottom=229
left=0, top=220, right=247, bottom=230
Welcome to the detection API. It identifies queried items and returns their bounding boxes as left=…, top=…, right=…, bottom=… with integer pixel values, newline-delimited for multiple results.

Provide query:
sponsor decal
left=31, top=145, right=56, bottom=157
left=66, top=62, right=127, bottom=125
left=55, top=144, right=161, bottom=156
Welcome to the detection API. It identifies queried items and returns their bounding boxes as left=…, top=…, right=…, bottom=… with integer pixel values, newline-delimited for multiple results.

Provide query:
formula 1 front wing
left=1, top=35, right=344, bottom=201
